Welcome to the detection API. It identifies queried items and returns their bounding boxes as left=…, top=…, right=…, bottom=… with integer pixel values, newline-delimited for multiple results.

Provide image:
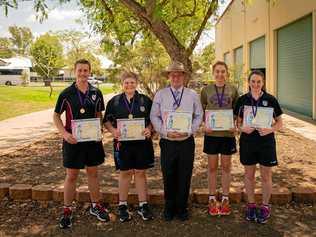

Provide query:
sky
left=0, top=0, right=231, bottom=67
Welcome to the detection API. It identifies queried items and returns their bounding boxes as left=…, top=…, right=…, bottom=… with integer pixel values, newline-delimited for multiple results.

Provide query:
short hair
left=212, top=61, right=228, bottom=72
left=120, top=71, right=138, bottom=83
left=74, top=59, right=91, bottom=71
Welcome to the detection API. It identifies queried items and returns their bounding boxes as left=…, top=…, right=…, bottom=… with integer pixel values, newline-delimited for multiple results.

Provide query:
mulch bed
left=1, top=128, right=316, bottom=191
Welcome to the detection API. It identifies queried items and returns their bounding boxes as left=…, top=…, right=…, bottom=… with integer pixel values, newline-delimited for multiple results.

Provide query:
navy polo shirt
left=233, top=91, right=283, bottom=142
left=54, top=82, right=105, bottom=132
left=103, top=91, right=152, bottom=128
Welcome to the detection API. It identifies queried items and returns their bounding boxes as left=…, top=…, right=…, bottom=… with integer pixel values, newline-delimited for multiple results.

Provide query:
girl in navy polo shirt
left=234, top=70, right=283, bottom=224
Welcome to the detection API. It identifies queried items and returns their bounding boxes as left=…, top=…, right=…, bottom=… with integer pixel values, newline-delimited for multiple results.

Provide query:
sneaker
left=220, top=199, right=231, bottom=216
left=137, top=203, right=154, bottom=221
left=90, top=203, right=110, bottom=222
left=245, top=203, right=257, bottom=221
left=59, top=207, right=73, bottom=229
left=257, top=205, right=271, bottom=224
left=177, top=209, right=189, bottom=221
left=118, top=204, right=132, bottom=222
left=208, top=199, right=220, bottom=216
left=163, top=208, right=174, bottom=221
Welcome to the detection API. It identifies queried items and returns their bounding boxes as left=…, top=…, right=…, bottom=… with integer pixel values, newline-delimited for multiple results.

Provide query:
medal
left=214, top=84, right=225, bottom=107
left=170, top=87, right=184, bottom=111
left=80, top=108, right=85, bottom=114
left=123, top=93, right=135, bottom=119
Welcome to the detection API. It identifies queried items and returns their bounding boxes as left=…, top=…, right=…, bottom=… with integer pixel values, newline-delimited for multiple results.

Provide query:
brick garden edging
left=1, top=183, right=315, bottom=205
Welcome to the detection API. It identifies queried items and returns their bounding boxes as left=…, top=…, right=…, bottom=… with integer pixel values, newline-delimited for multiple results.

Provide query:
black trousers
left=159, top=136, right=195, bottom=214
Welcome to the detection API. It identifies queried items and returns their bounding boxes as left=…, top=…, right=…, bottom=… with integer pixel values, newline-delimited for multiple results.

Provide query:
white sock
left=91, top=202, right=97, bottom=208
left=119, top=201, right=127, bottom=206
left=222, top=195, right=229, bottom=202
left=209, top=195, right=216, bottom=201
left=139, top=201, right=147, bottom=207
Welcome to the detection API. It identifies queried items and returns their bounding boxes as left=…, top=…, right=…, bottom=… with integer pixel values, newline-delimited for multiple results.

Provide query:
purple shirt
left=150, top=86, right=203, bottom=139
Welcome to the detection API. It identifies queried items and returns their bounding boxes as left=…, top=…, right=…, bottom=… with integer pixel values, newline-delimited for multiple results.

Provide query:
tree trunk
left=120, top=0, right=193, bottom=78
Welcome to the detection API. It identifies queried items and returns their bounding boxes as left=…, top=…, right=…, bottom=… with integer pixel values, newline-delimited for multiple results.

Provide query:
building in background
left=215, top=0, right=316, bottom=119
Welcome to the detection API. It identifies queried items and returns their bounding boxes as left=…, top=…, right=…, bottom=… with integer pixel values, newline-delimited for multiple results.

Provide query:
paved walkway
left=0, top=93, right=115, bottom=156
left=0, top=95, right=316, bottom=156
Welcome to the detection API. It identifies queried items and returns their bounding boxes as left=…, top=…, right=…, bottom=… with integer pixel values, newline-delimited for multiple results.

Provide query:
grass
left=0, top=82, right=114, bottom=121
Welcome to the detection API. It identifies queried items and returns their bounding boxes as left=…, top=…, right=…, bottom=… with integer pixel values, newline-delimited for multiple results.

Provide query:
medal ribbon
left=76, top=87, right=88, bottom=109
left=170, top=87, right=184, bottom=111
left=251, top=96, right=261, bottom=117
left=214, top=84, right=225, bottom=108
left=123, top=94, right=135, bottom=116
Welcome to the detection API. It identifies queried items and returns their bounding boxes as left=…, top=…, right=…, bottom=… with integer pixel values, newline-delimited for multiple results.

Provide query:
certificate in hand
left=243, top=105, right=274, bottom=128
left=71, top=118, right=102, bottom=142
left=117, top=118, right=145, bottom=141
left=205, top=109, right=234, bottom=131
left=163, top=111, right=192, bottom=133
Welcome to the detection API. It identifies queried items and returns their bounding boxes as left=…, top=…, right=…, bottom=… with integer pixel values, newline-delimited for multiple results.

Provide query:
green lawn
left=0, top=83, right=114, bottom=121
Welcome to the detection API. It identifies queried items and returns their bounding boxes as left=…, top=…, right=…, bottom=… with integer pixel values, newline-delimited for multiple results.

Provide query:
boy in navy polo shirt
left=53, top=59, right=109, bottom=228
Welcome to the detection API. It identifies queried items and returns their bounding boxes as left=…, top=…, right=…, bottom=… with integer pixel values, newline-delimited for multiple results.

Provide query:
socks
left=139, top=201, right=148, bottom=207
left=119, top=201, right=128, bottom=206
left=222, top=195, right=229, bottom=202
left=209, top=195, right=216, bottom=201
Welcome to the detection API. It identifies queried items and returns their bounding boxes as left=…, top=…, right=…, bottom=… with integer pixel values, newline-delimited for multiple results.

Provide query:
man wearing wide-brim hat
left=150, top=61, right=203, bottom=221
left=161, top=61, right=189, bottom=77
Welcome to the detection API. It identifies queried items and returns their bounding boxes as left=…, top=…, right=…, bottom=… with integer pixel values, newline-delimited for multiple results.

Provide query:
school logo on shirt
left=140, top=106, right=145, bottom=112
left=262, top=100, right=268, bottom=106
left=92, top=94, right=96, bottom=101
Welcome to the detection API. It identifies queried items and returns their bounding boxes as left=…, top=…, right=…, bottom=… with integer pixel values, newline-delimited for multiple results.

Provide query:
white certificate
left=163, top=111, right=192, bottom=133
left=243, top=105, right=274, bottom=128
left=71, top=118, right=102, bottom=142
left=117, top=118, right=145, bottom=141
left=205, top=109, right=234, bottom=131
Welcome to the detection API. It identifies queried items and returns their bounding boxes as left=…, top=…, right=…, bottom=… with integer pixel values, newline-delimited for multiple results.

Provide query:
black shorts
left=113, top=139, right=155, bottom=171
left=62, top=140, right=105, bottom=169
left=239, top=137, right=278, bottom=167
left=203, top=136, right=237, bottom=155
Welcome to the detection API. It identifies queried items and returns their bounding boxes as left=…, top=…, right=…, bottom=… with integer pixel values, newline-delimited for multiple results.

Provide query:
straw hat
left=162, top=61, right=188, bottom=77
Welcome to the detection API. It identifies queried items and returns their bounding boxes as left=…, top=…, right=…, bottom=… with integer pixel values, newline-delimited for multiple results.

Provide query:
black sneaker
left=177, top=209, right=189, bottom=221
left=90, top=203, right=110, bottom=222
left=118, top=204, right=131, bottom=222
left=137, top=203, right=154, bottom=221
left=59, top=207, right=73, bottom=229
left=163, top=209, right=174, bottom=221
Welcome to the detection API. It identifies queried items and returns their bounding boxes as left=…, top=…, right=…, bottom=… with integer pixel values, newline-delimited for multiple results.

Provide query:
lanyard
left=170, top=87, right=184, bottom=110
left=251, top=92, right=263, bottom=117
left=76, top=86, right=88, bottom=114
left=214, top=84, right=225, bottom=107
left=123, top=94, right=135, bottom=119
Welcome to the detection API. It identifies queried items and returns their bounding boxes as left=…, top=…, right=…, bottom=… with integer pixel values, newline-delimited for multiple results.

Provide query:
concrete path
left=0, top=93, right=115, bottom=156
left=0, top=94, right=315, bottom=156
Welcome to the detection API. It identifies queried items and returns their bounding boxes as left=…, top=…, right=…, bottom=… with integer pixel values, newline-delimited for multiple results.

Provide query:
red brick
left=9, top=184, right=32, bottom=200
left=76, top=186, right=90, bottom=202
left=101, top=187, right=119, bottom=204
left=270, top=187, right=291, bottom=205
left=242, top=188, right=262, bottom=203
left=148, top=189, right=164, bottom=205
left=193, top=188, right=210, bottom=204
left=32, top=185, right=53, bottom=201
left=292, top=186, right=316, bottom=204
left=52, top=185, right=64, bottom=202
left=0, top=183, right=11, bottom=199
